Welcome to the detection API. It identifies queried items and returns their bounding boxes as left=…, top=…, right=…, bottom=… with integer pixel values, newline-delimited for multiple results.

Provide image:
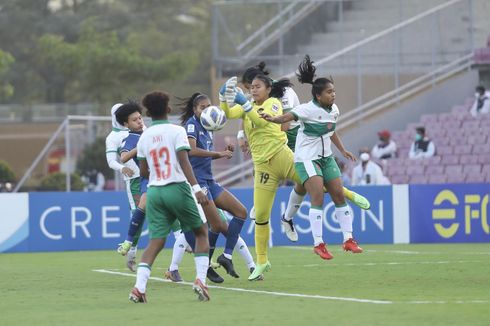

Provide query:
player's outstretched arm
left=331, top=132, right=356, bottom=161
left=260, top=112, right=295, bottom=124
left=120, top=148, right=137, bottom=163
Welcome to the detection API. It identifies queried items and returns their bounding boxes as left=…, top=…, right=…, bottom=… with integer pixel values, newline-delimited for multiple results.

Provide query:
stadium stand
left=385, top=98, right=490, bottom=184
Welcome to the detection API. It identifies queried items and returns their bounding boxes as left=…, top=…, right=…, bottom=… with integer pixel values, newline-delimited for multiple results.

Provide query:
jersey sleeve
left=290, top=104, right=308, bottom=121
left=220, top=102, right=245, bottom=120
left=120, top=134, right=138, bottom=153
left=175, top=127, right=191, bottom=152
left=282, top=87, right=300, bottom=112
left=105, top=134, right=119, bottom=153
left=185, top=119, right=198, bottom=140
left=136, top=135, right=146, bottom=161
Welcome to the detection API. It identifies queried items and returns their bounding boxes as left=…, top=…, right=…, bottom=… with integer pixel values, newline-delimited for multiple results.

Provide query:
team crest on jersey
left=187, top=124, right=195, bottom=133
left=327, top=123, right=333, bottom=130
left=271, top=104, right=279, bottom=113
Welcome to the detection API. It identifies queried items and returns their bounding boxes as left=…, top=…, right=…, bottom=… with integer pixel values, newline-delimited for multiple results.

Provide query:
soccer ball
left=200, top=106, right=227, bottom=131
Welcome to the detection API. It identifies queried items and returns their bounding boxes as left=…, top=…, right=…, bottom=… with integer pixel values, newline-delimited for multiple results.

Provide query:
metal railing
left=337, top=53, right=474, bottom=130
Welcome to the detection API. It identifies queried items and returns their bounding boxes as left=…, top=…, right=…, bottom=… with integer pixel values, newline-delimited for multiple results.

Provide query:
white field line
left=284, top=246, right=490, bottom=255
left=93, top=269, right=391, bottom=304
left=106, top=259, right=486, bottom=271
left=290, top=260, right=486, bottom=268
left=92, top=269, right=489, bottom=305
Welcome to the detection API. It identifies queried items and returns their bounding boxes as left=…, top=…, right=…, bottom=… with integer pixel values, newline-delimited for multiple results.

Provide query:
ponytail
left=296, top=54, right=334, bottom=99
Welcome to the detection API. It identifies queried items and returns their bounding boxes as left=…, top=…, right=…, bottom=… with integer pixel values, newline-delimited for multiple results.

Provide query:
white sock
left=284, top=189, right=305, bottom=221
left=309, top=207, right=324, bottom=246
left=336, top=204, right=353, bottom=242
left=223, top=253, right=232, bottom=260
left=194, top=255, right=209, bottom=284
left=135, top=263, right=151, bottom=293
left=235, top=236, right=255, bottom=270
left=169, top=232, right=188, bottom=271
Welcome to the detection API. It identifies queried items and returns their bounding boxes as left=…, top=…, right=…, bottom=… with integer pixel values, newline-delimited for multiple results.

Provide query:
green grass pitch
left=1, top=244, right=489, bottom=326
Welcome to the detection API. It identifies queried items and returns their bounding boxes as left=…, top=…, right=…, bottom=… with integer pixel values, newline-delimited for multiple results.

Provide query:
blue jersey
left=185, top=115, right=214, bottom=180
left=120, top=131, right=142, bottom=167
left=121, top=131, right=149, bottom=193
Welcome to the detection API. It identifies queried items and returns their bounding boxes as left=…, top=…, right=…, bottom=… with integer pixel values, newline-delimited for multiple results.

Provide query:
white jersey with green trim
left=291, top=101, right=339, bottom=162
left=281, top=87, right=301, bottom=130
left=137, top=120, right=191, bottom=187
left=105, top=129, right=140, bottom=180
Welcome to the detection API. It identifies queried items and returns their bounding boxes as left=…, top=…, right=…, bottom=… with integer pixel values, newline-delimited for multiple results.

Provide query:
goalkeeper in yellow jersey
left=220, top=74, right=302, bottom=280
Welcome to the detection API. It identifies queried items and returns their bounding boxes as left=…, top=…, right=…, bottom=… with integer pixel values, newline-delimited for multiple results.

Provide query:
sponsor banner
left=225, top=185, right=394, bottom=246
left=0, top=193, right=29, bottom=252
left=1, top=185, right=394, bottom=252
left=409, top=183, right=490, bottom=243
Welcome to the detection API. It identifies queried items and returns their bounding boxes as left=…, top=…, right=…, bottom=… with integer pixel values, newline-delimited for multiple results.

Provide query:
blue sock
left=224, top=217, right=245, bottom=256
left=184, top=231, right=196, bottom=252
left=208, top=230, right=220, bottom=260
left=127, top=207, right=145, bottom=243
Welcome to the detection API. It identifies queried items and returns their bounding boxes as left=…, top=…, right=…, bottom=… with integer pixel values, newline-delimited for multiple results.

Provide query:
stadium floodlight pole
left=14, top=119, right=69, bottom=193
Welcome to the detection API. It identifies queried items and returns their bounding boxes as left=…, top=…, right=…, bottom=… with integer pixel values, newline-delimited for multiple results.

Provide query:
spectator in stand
left=470, top=85, right=490, bottom=117
left=408, top=127, right=435, bottom=159
left=371, top=129, right=397, bottom=160
left=352, top=148, right=390, bottom=185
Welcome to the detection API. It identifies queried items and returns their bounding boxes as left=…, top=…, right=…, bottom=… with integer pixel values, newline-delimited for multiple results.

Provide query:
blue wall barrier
left=409, top=183, right=490, bottom=243
left=1, top=183, right=488, bottom=253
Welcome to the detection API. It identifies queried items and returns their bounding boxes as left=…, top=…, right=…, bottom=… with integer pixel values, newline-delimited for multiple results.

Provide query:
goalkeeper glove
left=219, top=76, right=237, bottom=107
left=234, top=92, right=252, bottom=112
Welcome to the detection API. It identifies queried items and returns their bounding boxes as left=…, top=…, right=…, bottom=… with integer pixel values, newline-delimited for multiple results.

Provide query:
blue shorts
left=140, top=177, right=149, bottom=194
left=197, top=178, right=224, bottom=201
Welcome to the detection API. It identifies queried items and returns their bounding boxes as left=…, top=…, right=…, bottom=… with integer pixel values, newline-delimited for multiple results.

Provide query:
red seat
left=446, top=174, right=465, bottom=183
left=453, top=145, right=472, bottom=155
left=481, top=164, right=490, bottom=176
left=459, top=154, right=478, bottom=165
left=391, top=175, right=409, bottom=184
left=410, top=175, right=427, bottom=184
left=426, top=165, right=444, bottom=174
left=437, top=146, right=453, bottom=155
left=422, top=156, right=442, bottom=165
left=473, top=144, right=490, bottom=154
left=406, top=165, right=425, bottom=175
left=428, top=174, right=447, bottom=184
left=463, top=164, right=481, bottom=174
left=479, top=155, right=490, bottom=164
left=467, top=134, right=487, bottom=145
left=389, top=165, right=407, bottom=176
left=441, top=155, right=459, bottom=165
left=445, top=165, right=462, bottom=175
left=466, top=172, right=484, bottom=183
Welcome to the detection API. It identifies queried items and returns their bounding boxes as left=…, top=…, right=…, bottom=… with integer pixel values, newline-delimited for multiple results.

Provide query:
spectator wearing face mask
left=352, top=148, right=390, bottom=185
left=470, top=85, right=490, bottom=117
left=408, top=127, right=435, bottom=159
left=371, top=129, right=397, bottom=160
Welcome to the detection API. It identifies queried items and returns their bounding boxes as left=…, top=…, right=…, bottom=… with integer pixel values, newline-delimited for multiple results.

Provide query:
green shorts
left=125, top=178, right=141, bottom=210
left=285, top=125, right=299, bottom=151
left=145, top=182, right=205, bottom=239
left=295, top=156, right=341, bottom=185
